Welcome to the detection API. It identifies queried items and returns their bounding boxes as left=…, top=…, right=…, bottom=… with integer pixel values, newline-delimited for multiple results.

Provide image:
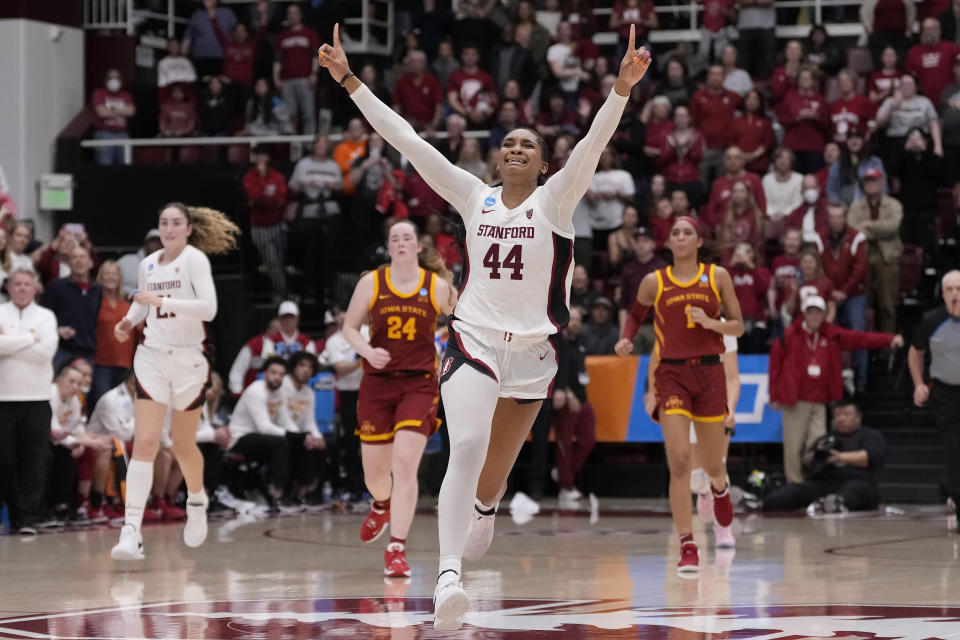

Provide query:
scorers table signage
left=585, top=355, right=782, bottom=443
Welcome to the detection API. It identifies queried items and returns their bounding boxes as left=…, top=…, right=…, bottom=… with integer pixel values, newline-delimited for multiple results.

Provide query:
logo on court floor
left=3, top=601, right=959, bottom=639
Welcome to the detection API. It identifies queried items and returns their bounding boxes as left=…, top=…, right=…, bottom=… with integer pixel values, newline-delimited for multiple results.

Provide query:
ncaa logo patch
left=147, top=263, right=154, bottom=271
left=441, top=357, right=453, bottom=376
left=419, top=288, right=428, bottom=297
left=484, top=196, right=496, bottom=207
left=700, top=274, right=708, bottom=283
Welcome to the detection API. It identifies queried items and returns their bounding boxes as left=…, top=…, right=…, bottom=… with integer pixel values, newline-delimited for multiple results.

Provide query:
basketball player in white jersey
left=319, top=24, right=652, bottom=629
left=111, top=204, right=239, bottom=560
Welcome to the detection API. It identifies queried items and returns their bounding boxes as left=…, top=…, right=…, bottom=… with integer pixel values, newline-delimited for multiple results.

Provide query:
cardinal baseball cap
left=863, top=168, right=884, bottom=181
left=802, top=295, right=827, bottom=312
left=278, top=301, right=300, bottom=317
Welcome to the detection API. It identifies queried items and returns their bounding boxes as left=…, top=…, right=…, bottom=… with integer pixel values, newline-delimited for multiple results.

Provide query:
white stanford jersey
left=456, top=187, right=574, bottom=338
left=349, top=82, right=629, bottom=340
left=127, top=244, right=218, bottom=349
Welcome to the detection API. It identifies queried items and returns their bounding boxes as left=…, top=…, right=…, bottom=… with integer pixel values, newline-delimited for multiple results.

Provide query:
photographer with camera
left=769, top=295, right=901, bottom=483
left=760, top=399, right=886, bottom=513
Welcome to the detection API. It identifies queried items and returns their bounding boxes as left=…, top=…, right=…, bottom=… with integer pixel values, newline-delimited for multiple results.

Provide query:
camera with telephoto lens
left=813, top=434, right=837, bottom=462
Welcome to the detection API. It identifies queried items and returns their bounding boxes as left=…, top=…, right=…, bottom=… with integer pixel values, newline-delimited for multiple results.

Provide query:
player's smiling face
left=388, top=221, right=421, bottom=263
left=499, top=129, right=547, bottom=185
left=158, top=206, right=192, bottom=249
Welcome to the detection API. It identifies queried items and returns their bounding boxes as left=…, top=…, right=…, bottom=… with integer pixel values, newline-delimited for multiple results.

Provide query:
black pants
left=291, top=215, right=340, bottom=303
left=526, top=403, right=554, bottom=500
left=931, top=381, right=960, bottom=501
left=0, top=401, right=52, bottom=528
left=737, top=28, right=777, bottom=78
left=286, top=432, right=325, bottom=492
left=337, top=390, right=364, bottom=496
left=198, top=442, right=224, bottom=494
left=763, top=476, right=880, bottom=511
left=231, top=433, right=290, bottom=490
left=48, top=445, right=78, bottom=509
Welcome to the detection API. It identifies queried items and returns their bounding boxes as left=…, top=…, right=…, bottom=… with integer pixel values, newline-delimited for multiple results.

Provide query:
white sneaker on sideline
left=111, top=524, right=144, bottom=560
left=509, top=492, right=540, bottom=514
left=558, top=488, right=582, bottom=503
left=183, top=493, right=209, bottom=548
left=463, top=502, right=497, bottom=561
left=434, top=575, right=470, bottom=631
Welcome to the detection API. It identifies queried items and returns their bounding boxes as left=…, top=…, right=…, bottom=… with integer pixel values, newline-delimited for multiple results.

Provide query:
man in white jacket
left=283, top=351, right=326, bottom=507
left=228, top=356, right=301, bottom=512
left=0, top=268, right=59, bottom=533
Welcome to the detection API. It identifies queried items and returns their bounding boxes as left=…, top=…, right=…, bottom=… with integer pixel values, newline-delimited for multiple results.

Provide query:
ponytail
left=161, top=202, right=240, bottom=255
left=418, top=245, right=453, bottom=284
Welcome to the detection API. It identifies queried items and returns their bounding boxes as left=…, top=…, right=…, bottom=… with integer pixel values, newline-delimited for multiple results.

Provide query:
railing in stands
left=78, top=130, right=490, bottom=165
left=83, top=0, right=132, bottom=33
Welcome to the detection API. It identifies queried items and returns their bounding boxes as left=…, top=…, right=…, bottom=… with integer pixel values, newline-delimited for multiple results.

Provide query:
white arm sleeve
left=125, top=260, right=150, bottom=326
left=542, top=90, right=629, bottom=228
left=160, top=250, right=217, bottom=321
left=228, top=345, right=252, bottom=395
left=350, top=84, right=485, bottom=221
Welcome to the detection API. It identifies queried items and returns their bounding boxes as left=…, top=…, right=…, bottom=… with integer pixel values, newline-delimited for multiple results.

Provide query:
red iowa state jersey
left=653, top=263, right=725, bottom=360
left=365, top=266, right=441, bottom=374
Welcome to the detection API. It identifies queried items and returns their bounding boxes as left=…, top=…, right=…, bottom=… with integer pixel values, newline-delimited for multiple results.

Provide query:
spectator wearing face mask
left=90, top=70, right=135, bottom=166
left=785, top=174, right=830, bottom=245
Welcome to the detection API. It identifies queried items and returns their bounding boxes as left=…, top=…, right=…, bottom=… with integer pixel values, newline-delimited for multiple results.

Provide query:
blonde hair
left=162, top=202, right=240, bottom=255
left=389, top=220, right=454, bottom=284
left=96, top=259, right=125, bottom=301
left=721, top=181, right=764, bottom=250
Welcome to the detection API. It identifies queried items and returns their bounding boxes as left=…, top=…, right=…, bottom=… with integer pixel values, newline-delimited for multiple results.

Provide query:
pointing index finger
left=627, top=23, right=635, bottom=55
left=333, top=22, right=340, bottom=48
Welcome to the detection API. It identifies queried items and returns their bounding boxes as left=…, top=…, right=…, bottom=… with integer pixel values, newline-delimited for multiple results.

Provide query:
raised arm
left=318, top=24, right=484, bottom=221
left=543, top=27, right=651, bottom=227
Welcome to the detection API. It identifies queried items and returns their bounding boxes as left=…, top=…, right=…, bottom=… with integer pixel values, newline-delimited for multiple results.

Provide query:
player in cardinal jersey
left=617, top=216, right=744, bottom=574
left=319, top=22, right=652, bottom=628
left=110, top=203, right=239, bottom=561
left=342, top=220, right=457, bottom=580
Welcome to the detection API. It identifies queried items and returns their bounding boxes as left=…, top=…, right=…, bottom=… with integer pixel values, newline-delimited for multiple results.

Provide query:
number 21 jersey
left=455, top=187, right=575, bottom=339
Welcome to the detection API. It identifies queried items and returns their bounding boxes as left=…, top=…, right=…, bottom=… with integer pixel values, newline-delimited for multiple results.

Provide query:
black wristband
left=339, top=71, right=355, bottom=87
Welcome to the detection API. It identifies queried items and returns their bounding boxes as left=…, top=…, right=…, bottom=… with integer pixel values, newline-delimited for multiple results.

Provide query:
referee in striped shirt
left=909, top=270, right=960, bottom=524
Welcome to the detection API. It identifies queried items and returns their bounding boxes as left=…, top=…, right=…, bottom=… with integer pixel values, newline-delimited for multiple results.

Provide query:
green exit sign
left=40, top=174, right=73, bottom=211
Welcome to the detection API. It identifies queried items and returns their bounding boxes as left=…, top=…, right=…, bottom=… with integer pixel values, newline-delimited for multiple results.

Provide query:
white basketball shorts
left=134, top=343, right=211, bottom=411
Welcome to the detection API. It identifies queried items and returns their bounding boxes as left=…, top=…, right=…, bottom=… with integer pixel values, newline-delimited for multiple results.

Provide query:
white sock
left=187, top=490, right=207, bottom=507
left=437, top=366, right=498, bottom=565
left=124, top=459, right=154, bottom=532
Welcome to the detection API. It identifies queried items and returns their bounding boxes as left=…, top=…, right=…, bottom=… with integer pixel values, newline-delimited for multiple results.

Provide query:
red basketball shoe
left=712, top=484, right=734, bottom=527
left=678, top=541, right=699, bottom=574
left=360, top=507, right=390, bottom=543
left=384, top=545, right=411, bottom=578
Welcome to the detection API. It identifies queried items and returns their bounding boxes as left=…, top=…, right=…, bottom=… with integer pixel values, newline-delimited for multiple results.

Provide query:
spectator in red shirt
left=273, top=4, right=319, bottom=135
left=786, top=174, right=831, bottom=244
left=776, top=66, right=830, bottom=173
left=690, top=64, right=740, bottom=186
left=650, top=197, right=676, bottom=253
left=772, top=40, right=804, bottom=104
left=447, top=44, right=499, bottom=127
left=90, top=69, right=135, bottom=166
left=768, top=227, right=803, bottom=336
left=242, top=145, right=288, bottom=297
left=211, top=15, right=264, bottom=90
left=906, top=17, right=960, bottom=104
left=659, top=105, right=707, bottom=206
left=535, top=91, right=581, bottom=149
left=727, top=242, right=772, bottom=352
left=730, top=89, right=775, bottom=174
left=704, top=146, right=766, bottom=231
left=862, top=0, right=915, bottom=68
left=770, top=294, right=901, bottom=483
left=830, top=69, right=879, bottom=142
left=699, top=0, right=736, bottom=64
left=403, top=166, right=448, bottom=222
left=784, top=248, right=836, bottom=323
left=716, top=180, right=765, bottom=263
left=816, top=201, right=869, bottom=388
left=158, top=84, right=196, bottom=138
left=392, top=50, right=444, bottom=131
left=642, top=96, right=674, bottom=170
left=868, top=45, right=905, bottom=103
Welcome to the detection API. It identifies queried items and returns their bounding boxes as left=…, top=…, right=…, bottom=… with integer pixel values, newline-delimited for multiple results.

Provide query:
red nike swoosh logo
left=539, top=353, right=548, bottom=361
left=481, top=208, right=495, bottom=214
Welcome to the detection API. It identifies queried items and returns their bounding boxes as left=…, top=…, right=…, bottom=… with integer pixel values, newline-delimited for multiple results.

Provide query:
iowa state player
left=617, top=216, right=744, bottom=573
left=319, top=22, right=652, bottom=629
left=342, top=220, right=457, bottom=579
left=110, top=204, right=239, bottom=561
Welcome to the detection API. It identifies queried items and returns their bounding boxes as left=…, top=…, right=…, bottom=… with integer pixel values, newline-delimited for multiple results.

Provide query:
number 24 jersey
left=455, top=187, right=575, bottom=340
left=365, top=265, right=442, bottom=375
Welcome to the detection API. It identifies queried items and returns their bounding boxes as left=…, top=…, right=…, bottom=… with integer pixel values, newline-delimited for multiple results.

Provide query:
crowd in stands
left=8, top=0, right=959, bottom=530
